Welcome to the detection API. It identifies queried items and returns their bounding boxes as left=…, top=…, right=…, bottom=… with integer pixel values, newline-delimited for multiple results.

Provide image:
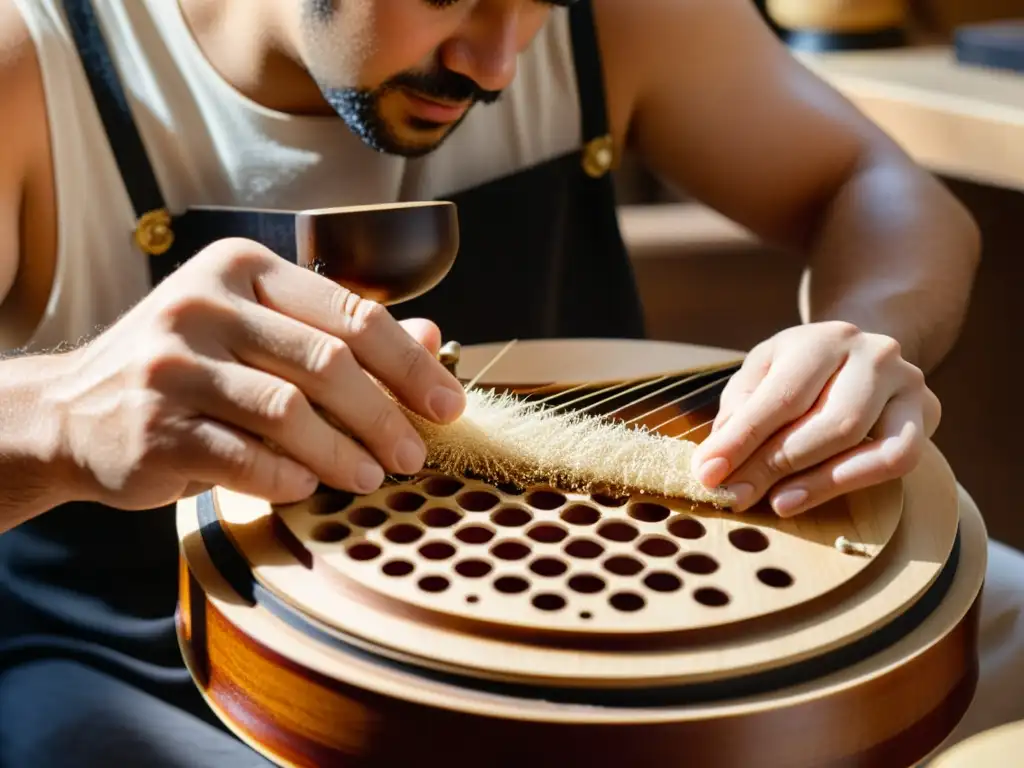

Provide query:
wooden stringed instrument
left=174, top=201, right=984, bottom=767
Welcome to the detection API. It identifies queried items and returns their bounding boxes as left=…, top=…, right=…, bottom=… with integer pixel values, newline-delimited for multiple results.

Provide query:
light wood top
left=799, top=45, right=1024, bottom=191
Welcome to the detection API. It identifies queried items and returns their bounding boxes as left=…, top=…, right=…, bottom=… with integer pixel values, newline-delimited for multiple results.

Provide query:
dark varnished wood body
left=175, top=362, right=982, bottom=767
left=295, top=202, right=459, bottom=305
left=176, top=557, right=978, bottom=768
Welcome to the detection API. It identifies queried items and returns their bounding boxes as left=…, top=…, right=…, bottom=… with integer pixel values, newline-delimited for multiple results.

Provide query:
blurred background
left=615, top=0, right=1024, bottom=549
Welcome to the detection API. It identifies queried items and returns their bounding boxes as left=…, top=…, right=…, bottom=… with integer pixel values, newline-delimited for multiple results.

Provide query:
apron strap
left=567, top=0, right=617, bottom=180
left=59, top=0, right=299, bottom=286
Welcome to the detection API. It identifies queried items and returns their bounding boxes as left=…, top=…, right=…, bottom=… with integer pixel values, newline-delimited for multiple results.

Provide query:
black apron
left=0, top=0, right=646, bottom=764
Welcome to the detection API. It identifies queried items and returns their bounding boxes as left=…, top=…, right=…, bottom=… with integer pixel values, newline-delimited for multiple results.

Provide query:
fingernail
left=697, top=457, right=731, bottom=487
left=293, top=467, right=320, bottom=495
left=773, top=487, right=808, bottom=517
left=355, top=461, right=385, bottom=494
left=724, top=482, right=755, bottom=509
left=427, top=387, right=465, bottom=422
left=395, top=438, right=426, bottom=475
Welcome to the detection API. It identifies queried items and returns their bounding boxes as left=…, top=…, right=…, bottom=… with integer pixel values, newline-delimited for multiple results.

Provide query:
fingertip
left=427, top=385, right=466, bottom=423
left=270, top=460, right=320, bottom=504
left=690, top=453, right=730, bottom=488
left=400, top=318, right=443, bottom=356
left=771, top=486, right=810, bottom=517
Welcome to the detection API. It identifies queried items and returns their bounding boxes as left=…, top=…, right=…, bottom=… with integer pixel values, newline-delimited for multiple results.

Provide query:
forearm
left=798, top=150, right=981, bottom=374
left=0, top=352, right=71, bottom=532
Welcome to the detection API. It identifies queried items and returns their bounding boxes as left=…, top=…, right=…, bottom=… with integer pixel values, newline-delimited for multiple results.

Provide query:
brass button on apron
left=582, top=134, right=614, bottom=178
left=135, top=208, right=174, bottom=256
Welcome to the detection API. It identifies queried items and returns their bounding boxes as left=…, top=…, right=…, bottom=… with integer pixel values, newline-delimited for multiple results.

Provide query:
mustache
left=385, top=66, right=502, bottom=105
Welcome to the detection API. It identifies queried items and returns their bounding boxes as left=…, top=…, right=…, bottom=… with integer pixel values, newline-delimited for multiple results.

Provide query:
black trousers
left=0, top=659, right=274, bottom=767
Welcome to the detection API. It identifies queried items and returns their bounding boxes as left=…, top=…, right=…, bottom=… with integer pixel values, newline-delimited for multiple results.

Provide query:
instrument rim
left=176, top=484, right=986, bottom=722
left=195, top=335, right=956, bottom=687
left=192, top=487, right=963, bottom=708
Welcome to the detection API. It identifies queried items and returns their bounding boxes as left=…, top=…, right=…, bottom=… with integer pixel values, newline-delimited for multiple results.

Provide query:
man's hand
left=690, top=321, right=941, bottom=517
left=43, top=237, right=466, bottom=511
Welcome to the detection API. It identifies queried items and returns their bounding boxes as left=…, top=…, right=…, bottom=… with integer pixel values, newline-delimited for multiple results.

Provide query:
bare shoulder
left=0, top=0, right=44, bottom=188
left=590, top=0, right=901, bottom=247
left=0, top=0, right=56, bottom=344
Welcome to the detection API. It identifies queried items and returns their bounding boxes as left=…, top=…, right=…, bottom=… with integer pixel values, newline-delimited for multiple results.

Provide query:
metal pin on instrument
left=835, top=536, right=871, bottom=557
left=438, top=339, right=518, bottom=391
left=439, top=341, right=461, bottom=376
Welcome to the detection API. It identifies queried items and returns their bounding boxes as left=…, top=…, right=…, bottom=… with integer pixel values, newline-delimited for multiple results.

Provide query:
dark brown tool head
left=296, top=201, right=459, bottom=305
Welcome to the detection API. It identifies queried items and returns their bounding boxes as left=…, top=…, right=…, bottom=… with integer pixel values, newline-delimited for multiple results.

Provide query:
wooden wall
left=912, top=0, right=1024, bottom=35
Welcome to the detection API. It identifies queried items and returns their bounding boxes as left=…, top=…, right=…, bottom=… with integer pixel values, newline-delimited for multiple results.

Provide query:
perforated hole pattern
left=281, top=472, right=800, bottom=630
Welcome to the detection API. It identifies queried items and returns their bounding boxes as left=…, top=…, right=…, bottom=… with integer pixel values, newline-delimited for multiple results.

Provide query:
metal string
left=460, top=342, right=741, bottom=442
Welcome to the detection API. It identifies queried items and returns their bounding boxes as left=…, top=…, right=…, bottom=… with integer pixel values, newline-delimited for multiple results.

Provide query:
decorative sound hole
left=568, top=574, right=606, bottom=594
left=729, top=527, right=770, bottom=553
left=564, top=538, right=605, bottom=560
left=418, top=575, right=450, bottom=593
left=679, top=553, right=719, bottom=575
left=628, top=502, right=671, bottom=523
left=644, top=572, right=682, bottom=592
left=387, top=492, right=426, bottom=513
left=420, top=476, right=464, bottom=497
left=526, top=523, right=568, bottom=544
left=491, top=541, right=531, bottom=561
left=348, top=506, right=388, bottom=528
left=455, top=525, right=495, bottom=545
left=637, top=536, right=679, bottom=558
left=668, top=516, right=706, bottom=540
left=384, top=524, right=424, bottom=544
left=419, top=541, right=456, bottom=561
left=590, top=492, right=629, bottom=507
left=347, top=542, right=381, bottom=562
left=458, top=491, right=500, bottom=512
left=311, top=522, right=350, bottom=543
left=382, top=560, right=414, bottom=577
left=491, top=506, right=533, bottom=527
left=455, top=559, right=493, bottom=578
left=529, top=557, right=569, bottom=577
left=604, top=555, right=644, bottom=576
left=525, top=489, right=566, bottom=510
left=597, top=521, right=639, bottom=543
left=494, top=576, right=530, bottom=594
left=357, top=479, right=808, bottom=628
left=308, top=492, right=354, bottom=515
left=561, top=504, right=600, bottom=526
left=532, top=593, right=567, bottom=612
left=694, top=587, right=730, bottom=607
left=419, top=506, right=462, bottom=528
left=609, top=592, right=646, bottom=612
left=758, top=567, right=794, bottom=588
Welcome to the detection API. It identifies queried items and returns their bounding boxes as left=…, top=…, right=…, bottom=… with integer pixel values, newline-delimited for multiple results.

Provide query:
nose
left=441, top=8, right=521, bottom=94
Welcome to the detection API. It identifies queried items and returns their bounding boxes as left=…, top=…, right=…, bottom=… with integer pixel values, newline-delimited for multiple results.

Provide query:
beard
left=318, top=65, right=503, bottom=158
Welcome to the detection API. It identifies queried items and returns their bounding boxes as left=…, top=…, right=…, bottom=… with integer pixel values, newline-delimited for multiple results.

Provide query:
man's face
left=298, top=0, right=568, bottom=157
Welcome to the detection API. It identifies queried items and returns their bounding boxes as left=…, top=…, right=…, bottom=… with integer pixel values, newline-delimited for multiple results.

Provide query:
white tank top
left=9, top=0, right=582, bottom=351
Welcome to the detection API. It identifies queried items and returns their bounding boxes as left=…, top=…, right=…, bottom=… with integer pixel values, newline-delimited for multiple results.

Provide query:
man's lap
left=0, top=658, right=274, bottom=767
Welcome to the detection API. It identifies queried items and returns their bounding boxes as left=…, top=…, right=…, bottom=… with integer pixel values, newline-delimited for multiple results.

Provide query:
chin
left=322, top=86, right=467, bottom=158
left=363, top=116, right=466, bottom=158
